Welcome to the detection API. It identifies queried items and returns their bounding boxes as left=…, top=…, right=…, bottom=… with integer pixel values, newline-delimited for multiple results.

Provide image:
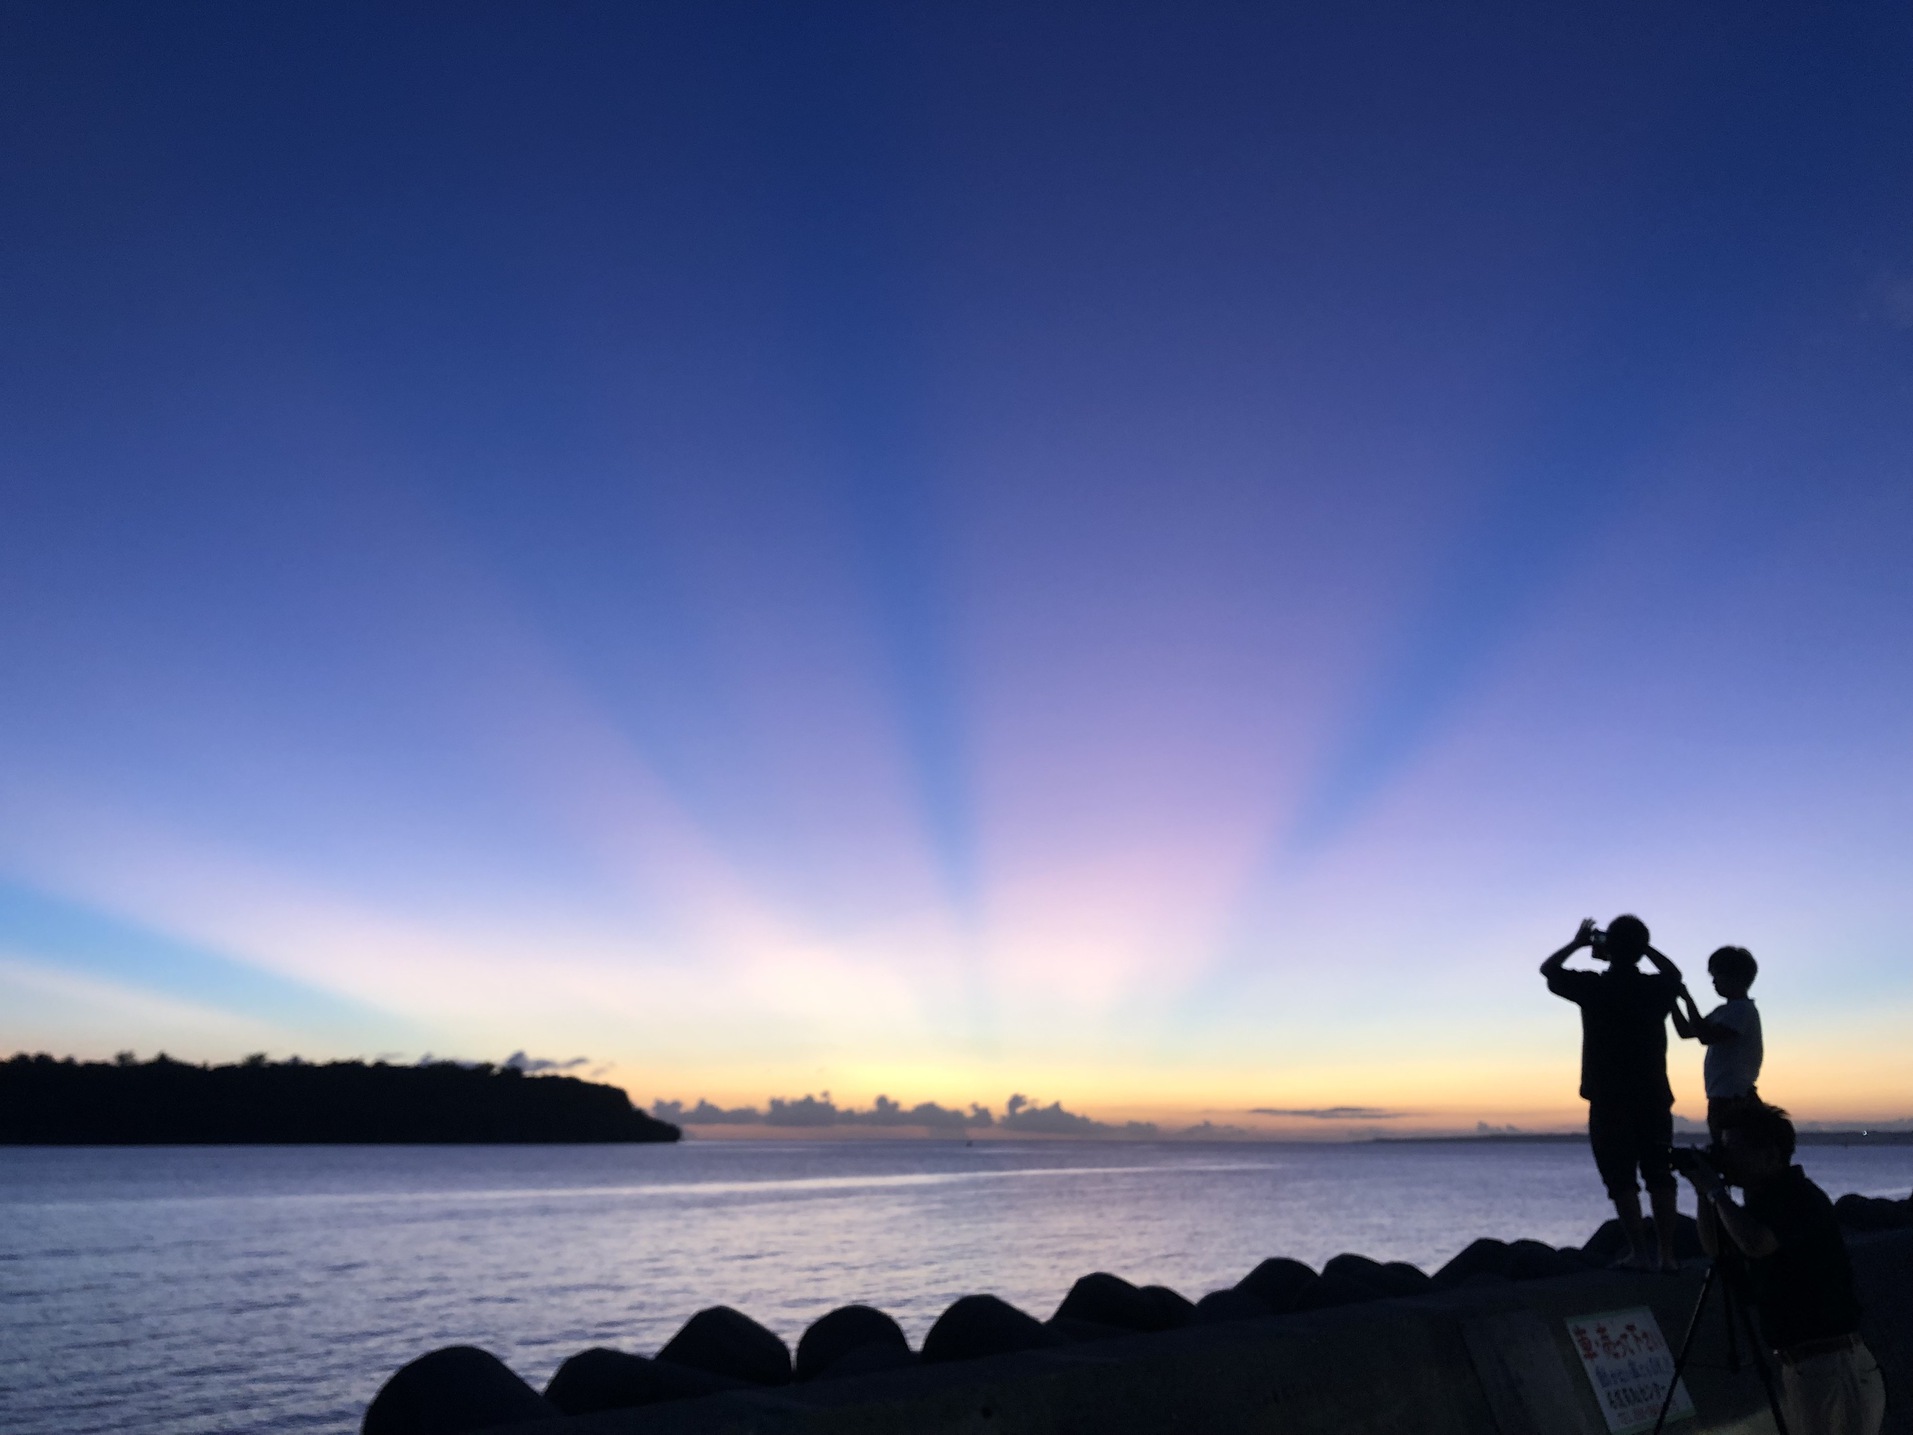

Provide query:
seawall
left=371, top=1225, right=1911, bottom=1435
left=496, top=1230, right=1911, bottom=1434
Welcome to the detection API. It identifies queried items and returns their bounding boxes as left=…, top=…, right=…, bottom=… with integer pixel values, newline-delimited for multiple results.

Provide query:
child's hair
left=1716, top=1099, right=1795, bottom=1160
left=1707, top=945, right=1758, bottom=987
left=1604, top=914, right=1650, bottom=961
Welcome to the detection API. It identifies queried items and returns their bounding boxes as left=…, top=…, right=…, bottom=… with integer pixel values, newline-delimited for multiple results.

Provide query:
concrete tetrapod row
left=363, top=1216, right=1719, bottom=1435
left=1834, top=1190, right=1913, bottom=1232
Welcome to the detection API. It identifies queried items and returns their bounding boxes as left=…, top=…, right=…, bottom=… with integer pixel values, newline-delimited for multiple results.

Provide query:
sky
left=3, top=2, right=1911, bottom=1134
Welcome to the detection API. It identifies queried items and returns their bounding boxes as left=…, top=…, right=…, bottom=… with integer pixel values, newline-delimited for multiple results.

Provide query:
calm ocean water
left=3, top=1139, right=1910, bottom=1435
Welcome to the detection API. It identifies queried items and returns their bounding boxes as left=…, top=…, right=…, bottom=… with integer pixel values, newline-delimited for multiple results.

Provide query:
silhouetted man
left=1679, top=1101, right=1883, bottom=1435
left=1541, top=914, right=1685, bottom=1270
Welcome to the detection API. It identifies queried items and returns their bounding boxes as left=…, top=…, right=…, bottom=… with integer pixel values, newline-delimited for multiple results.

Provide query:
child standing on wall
left=1673, top=945, right=1763, bottom=1143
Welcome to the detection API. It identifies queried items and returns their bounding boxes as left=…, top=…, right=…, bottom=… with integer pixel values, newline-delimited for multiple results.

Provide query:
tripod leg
left=1653, top=1264, right=1716, bottom=1435
left=1723, top=1269, right=1740, bottom=1371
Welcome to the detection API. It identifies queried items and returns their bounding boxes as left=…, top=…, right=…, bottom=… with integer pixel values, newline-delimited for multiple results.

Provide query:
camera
left=1588, top=927, right=1607, bottom=948
left=1667, top=1144, right=1717, bottom=1178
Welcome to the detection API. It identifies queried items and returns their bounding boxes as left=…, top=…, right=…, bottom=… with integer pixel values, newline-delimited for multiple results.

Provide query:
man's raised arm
left=1643, top=943, right=1685, bottom=984
left=1541, top=918, right=1598, bottom=980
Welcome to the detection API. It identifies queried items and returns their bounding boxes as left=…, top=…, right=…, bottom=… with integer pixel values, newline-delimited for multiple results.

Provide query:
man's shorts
left=1587, top=1099, right=1675, bottom=1199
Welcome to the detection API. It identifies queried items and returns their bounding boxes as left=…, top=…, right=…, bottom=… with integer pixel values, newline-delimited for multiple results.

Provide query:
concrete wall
left=502, top=1230, right=1911, bottom=1435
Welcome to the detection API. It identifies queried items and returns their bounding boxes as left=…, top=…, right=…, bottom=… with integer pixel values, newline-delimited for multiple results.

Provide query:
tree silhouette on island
left=1, top=1052, right=680, bottom=1144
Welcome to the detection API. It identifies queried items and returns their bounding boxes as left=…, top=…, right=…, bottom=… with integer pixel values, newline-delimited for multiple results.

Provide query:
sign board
left=1565, top=1307, right=1695, bottom=1433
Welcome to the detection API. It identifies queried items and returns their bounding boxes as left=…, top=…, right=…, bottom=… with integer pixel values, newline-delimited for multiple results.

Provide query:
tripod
left=1652, top=1252, right=1790, bottom=1435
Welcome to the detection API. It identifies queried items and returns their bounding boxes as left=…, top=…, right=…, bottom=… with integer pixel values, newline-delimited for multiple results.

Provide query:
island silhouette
left=1, top=1052, right=680, bottom=1144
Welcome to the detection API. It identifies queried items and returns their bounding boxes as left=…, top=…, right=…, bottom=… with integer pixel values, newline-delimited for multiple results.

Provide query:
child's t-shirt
left=1703, top=997, right=1762, bottom=1099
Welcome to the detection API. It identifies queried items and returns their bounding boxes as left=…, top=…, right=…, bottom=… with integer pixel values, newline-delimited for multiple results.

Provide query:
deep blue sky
left=3, top=3, right=1910, bottom=1126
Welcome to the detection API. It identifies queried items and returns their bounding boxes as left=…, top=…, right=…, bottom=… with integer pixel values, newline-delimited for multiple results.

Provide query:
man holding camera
left=1541, top=915, right=1686, bottom=1270
left=1678, top=1101, right=1885, bottom=1435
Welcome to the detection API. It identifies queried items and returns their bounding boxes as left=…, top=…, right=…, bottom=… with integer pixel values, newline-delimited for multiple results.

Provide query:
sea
left=3, top=1138, right=1910, bottom=1435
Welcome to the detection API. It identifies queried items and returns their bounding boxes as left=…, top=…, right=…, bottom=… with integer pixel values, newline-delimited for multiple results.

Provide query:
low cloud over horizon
left=651, top=1092, right=1162, bottom=1138
left=1249, top=1106, right=1408, bottom=1121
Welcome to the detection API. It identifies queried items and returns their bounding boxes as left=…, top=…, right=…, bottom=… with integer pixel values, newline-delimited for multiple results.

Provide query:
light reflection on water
left=3, top=1140, right=1909, bottom=1435
left=13, top=1159, right=1275, bottom=1212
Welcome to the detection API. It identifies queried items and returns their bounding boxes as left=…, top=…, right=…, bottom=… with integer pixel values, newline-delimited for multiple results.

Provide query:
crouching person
left=1678, top=1101, right=1885, bottom=1435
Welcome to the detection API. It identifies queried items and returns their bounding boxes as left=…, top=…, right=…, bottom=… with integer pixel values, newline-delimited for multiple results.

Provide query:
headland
left=0, top=1053, right=681, bottom=1144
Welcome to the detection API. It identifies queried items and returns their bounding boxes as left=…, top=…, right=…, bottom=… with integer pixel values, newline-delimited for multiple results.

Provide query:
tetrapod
left=1652, top=1247, right=1789, bottom=1435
